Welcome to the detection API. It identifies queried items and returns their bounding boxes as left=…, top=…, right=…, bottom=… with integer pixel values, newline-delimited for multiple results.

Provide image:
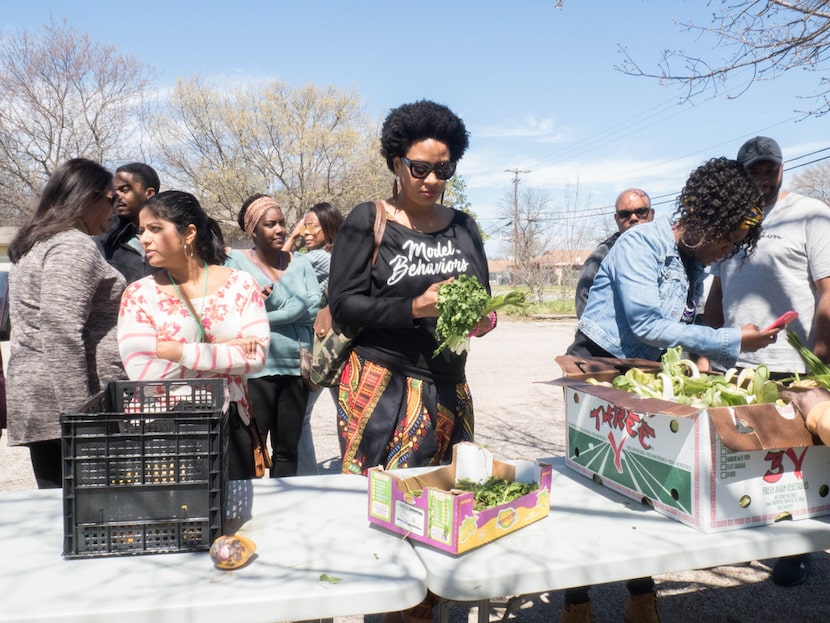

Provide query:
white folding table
left=411, top=458, right=830, bottom=623
left=0, top=474, right=426, bottom=623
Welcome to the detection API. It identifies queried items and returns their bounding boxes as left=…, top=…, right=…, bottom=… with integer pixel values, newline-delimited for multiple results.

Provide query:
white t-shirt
left=712, top=192, right=830, bottom=372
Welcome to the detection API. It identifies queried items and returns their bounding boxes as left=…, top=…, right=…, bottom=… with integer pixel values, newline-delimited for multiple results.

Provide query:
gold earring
left=392, top=177, right=399, bottom=201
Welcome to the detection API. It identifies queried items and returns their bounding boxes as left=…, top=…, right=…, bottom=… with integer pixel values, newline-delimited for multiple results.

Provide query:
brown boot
left=623, top=591, right=661, bottom=623
left=559, top=600, right=592, bottom=623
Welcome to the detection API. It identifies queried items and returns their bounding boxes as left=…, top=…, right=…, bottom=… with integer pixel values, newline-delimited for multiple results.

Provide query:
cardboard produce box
left=553, top=355, right=830, bottom=533
left=367, top=443, right=552, bottom=554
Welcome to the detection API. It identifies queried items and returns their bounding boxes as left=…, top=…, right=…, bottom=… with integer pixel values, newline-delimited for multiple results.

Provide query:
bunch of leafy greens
left=587, top=346, right=780, bottom=407
left=453, top=476, right=538, bottom=511
left=786, top=330, right=830, bottom=387
left=433, top=275, right=528, bottom=357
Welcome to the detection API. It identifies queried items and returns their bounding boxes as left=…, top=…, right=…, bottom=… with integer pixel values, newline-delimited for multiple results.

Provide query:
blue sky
left=5, top=1, right=828, bottom=256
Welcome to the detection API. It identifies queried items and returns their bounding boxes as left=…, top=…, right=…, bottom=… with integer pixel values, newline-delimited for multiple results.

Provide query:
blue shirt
left=577, top=216, right=740, bottom=368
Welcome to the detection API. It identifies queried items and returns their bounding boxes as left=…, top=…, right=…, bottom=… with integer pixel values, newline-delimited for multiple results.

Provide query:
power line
left=487, top=149, right=830, bottom=236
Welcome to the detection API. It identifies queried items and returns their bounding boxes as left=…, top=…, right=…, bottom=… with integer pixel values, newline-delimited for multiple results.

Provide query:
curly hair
left=380, top=100, right=470, bottom=172
left=673, top=157, right=764, bottom=258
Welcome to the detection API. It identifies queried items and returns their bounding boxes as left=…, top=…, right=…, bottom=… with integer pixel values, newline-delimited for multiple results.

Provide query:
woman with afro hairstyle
left=567, top=157, right=780, bottom=369
left=327, top=100, right=493, bottom=483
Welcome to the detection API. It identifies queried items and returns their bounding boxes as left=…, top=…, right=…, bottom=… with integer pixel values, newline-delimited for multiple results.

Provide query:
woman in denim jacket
left=568, top=158, right=779, bottom=371
left=563, top=158, right=784, bottom=622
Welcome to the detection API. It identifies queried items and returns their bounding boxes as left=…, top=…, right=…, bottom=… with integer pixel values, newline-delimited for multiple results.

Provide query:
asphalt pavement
left=1, top=318, right=828, bottom=622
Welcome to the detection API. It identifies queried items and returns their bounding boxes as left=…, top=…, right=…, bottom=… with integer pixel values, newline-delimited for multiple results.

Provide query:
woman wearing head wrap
left=226, top=194, right=321, bottom=477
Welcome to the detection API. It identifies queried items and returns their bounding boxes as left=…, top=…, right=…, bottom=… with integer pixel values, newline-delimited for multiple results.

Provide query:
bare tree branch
left=617, top=1, right=830, bottom=117
left=150, top=77, right=388, bottom=233
left=0, top=18, right=152, bottom=221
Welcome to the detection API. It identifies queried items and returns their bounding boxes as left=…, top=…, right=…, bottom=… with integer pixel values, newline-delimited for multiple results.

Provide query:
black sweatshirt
left=328, top=201, right=490, bottom=383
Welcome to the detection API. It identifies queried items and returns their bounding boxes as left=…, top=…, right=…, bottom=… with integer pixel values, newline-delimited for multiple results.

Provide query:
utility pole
left=505, top=168, right=530, bottom=285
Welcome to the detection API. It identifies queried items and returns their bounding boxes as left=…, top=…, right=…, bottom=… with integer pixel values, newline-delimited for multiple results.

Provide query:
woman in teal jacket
left=226, top=194, right=321, bottom=477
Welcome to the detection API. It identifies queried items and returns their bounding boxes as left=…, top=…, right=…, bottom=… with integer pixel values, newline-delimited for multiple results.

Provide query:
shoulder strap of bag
left=316, top=202, right=386, bottom=337
left=371, top=200, right=388, bottom=266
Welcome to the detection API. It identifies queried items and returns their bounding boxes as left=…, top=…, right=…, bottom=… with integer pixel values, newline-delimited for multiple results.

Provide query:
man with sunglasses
left=574, top=188, right=653, bottom=317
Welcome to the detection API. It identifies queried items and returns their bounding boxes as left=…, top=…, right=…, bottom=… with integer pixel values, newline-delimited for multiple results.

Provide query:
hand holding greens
left=432, top=275, right=527, bottom=357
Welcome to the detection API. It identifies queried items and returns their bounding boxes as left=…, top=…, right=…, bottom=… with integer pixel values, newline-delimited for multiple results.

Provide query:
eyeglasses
left=400, top=157, right=456, bottom=181
left=616, top=207, right=652, bottom=220
left=301, top=224, right=321, bottom=234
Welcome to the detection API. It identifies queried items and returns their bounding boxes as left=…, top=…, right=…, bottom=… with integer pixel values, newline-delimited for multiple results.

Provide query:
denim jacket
left=577, top=217, right=740, bottom=368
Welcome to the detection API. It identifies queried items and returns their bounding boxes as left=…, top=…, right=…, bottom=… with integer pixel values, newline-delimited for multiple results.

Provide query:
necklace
left=168, top=262, right=209, bottom=342
left=248, top=248, right=285, bottom=292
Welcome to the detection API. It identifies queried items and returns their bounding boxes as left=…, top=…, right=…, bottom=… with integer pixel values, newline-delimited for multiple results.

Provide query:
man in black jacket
left=574, top=188, right=652, bottom=318
left=96, top=163, right=160, bottom=283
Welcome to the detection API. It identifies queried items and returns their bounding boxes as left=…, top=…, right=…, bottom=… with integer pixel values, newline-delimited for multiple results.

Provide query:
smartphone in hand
left=763, top=310, right=798, bottom=332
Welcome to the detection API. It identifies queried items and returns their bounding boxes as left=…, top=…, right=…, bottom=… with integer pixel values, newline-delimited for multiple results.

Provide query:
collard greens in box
left=553, top=355, right=830, bottom=533
left=367, top=443, right=552, bottom=554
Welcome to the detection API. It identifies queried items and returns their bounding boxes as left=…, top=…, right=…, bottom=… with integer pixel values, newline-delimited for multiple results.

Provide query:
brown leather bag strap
left=371, top=200, right=388, bottom=266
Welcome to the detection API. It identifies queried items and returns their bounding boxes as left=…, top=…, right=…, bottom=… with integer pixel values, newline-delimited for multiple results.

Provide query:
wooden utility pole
left=505, top=168, right=530, bottom=285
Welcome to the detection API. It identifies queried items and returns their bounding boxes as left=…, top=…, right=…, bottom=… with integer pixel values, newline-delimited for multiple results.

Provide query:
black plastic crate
left=61, top=379, right=228, bottom=558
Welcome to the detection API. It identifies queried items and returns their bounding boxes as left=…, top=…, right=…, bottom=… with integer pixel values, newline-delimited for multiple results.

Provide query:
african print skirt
left=337, top=350, right=474, bottom=475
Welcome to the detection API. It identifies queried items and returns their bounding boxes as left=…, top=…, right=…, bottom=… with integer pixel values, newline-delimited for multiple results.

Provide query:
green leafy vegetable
left=786, top=330, right=830, bottom=387
left=590, top=346, right=780, bottom=407
left=433, top=275, right=528, bottom=356
left=319, top=573, right=342, bottom=584
left=453, top=476, right=538, bottom=511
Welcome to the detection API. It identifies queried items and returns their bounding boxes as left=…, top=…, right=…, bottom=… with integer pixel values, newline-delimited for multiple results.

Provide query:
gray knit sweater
left=6, top=229, right=126, bottom=445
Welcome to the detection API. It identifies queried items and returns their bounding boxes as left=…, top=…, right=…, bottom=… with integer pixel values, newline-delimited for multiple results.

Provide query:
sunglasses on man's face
left=616, top=207, right=651, bottom=220
left=400, top=156, right=456, bottom=181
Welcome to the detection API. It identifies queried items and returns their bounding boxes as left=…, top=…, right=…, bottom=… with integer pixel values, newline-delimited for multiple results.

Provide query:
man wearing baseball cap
left=703, top=136, right=830, bottom=587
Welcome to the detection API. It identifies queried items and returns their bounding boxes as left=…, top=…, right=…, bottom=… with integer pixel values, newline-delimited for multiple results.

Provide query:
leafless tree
left=617, top=1, right=830, bottom=117
left=790, top=160, right=830, bottom=202
left=499, top=186, right=556, bottom=302
left=547, top=182, right=601, bottom=292
left=0, top=19, right=152, bottom=221
left=150, top=77, right=389, bottom=234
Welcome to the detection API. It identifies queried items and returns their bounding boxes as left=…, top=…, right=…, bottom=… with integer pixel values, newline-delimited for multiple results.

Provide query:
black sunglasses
left=400, top=156, right=456, bottom=181
left=616, top=207, right=652, bottom=220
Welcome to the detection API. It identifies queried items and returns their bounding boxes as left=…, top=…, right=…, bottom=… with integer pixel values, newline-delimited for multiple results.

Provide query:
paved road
left=2, top=319, right=828, bottom=622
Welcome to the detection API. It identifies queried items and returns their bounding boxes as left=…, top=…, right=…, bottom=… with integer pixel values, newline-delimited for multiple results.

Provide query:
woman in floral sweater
left=117, top=190, right=270, bottom=480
